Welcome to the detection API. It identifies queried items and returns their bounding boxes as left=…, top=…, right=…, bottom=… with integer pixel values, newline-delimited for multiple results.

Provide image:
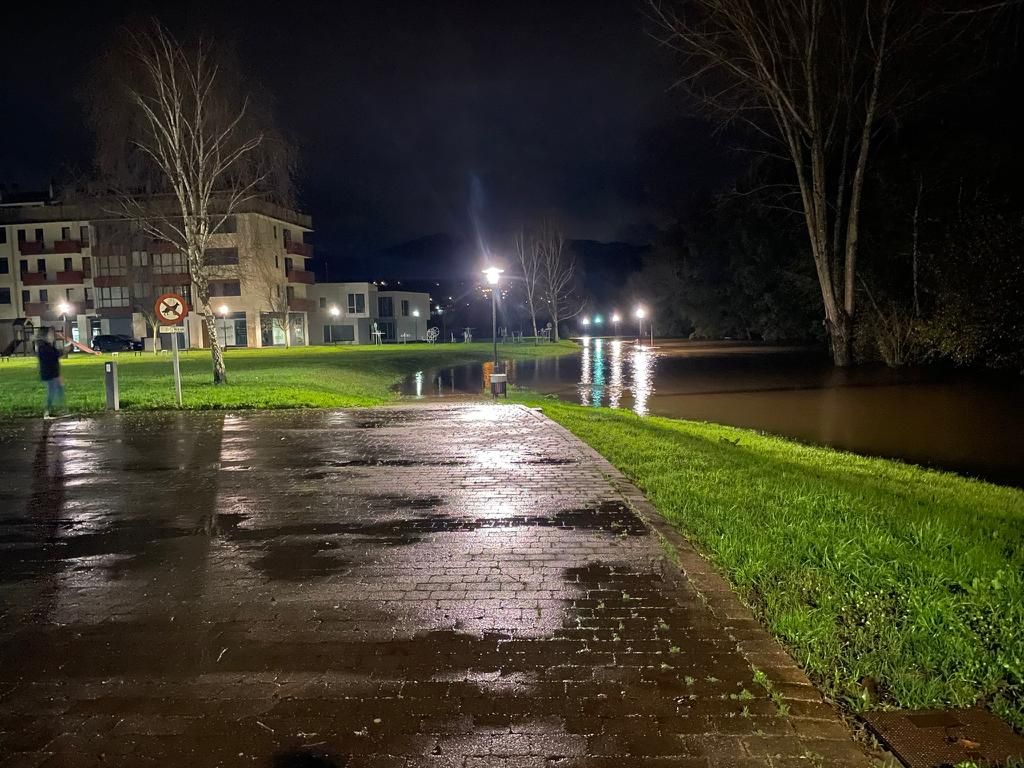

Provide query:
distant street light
left=218, top=304, right=230, bottom=349
left=635, top=306, right=646, bottom=344
left=57, top=302, right=71, bottom=346
left=412, top=308, right=420, bottom=340
left=581, top=316, right=591, bottom=330
left=482, top=267, right=503, bottom=364
left=329, top=305, right=340, bottom=317
left=611, top=312, right=621, bottom=337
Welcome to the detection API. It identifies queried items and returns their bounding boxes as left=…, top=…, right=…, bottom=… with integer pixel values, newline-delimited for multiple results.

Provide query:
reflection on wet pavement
left=0, top=406, right=868, bottom=766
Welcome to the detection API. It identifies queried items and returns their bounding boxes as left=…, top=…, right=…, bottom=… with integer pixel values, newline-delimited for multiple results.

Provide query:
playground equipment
left=1, top=319, right=35, bottom=358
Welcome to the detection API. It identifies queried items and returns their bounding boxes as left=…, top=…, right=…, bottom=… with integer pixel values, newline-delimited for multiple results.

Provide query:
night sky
left=0, top=1, right=728, bottom=279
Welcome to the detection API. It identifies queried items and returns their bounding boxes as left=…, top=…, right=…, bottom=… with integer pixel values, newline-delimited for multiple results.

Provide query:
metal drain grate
left=863, top=708, right=1024, bottom=768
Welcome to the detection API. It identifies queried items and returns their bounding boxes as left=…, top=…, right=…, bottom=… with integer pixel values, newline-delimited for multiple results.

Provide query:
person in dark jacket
left=37, top=328, right=64, bottom=418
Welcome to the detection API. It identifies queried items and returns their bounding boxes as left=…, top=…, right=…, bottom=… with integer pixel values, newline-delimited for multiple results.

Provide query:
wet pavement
left=0, top=405, right=873, bottom=767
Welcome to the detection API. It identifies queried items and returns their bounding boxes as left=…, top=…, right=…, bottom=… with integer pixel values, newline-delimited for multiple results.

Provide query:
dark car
left=91, top=334, right=143, bottom=352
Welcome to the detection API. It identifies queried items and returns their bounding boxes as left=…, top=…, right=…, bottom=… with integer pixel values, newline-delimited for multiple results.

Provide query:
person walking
left=37, top=327, right=65, bottom=419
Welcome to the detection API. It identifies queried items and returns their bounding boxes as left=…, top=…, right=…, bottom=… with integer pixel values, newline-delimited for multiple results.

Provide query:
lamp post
left=482, top=267, right=503, bottom=365
left=328, top=305, right=340, bottom=343
left=611, top=312, right=621, bottom=338
left=218, top=304, right=230, bottom=349
left=581, top=316, right=590, bottom=335
left=635, top=306, right=646, bottom=345
left=412, top=308, right=420, bottom=341
left=57, top=301, right=71, bottom=349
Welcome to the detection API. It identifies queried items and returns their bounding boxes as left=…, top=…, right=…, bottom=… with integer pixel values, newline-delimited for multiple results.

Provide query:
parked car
left=91, top=334, right=143, bottom=352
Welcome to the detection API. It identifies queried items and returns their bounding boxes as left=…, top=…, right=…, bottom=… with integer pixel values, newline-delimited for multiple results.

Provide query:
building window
left=323, top=324, right=354, bottom=343
left=401, top=299, right=410, bottom=317
left=85, top=287, right=94, bottom=301
left=203, top=247, right=239, bottom=266
left=37, top=258, right=46, bottom=273
left=19, top=260, right=28, bottom=274
left=275, top=254, right=279, bottom=269
left=61, top=226, right=71, bottom=240
left=80, top=225, right=90, bottom=246
left=66, top=289, right=74, bottom=300
left=319, top=297, right=326, bottom=308
left=34, top=228, right=43, bottom=242
left=39, top=289, right=49, bottom=302
left=0, top=258, right=7, bottom=275
left=17, top=229, right=26, bottom=242
left=97, top=286, right=129, bottom=307
left=0, top=228, right=6, bottom=244
left=209, top=280, right=242, bottom=297
left=63, top=258, right=73, bottom=271
left=282, top=228, right=292, bottom=244
left=377, top=296, right=393, bottom=317
left=0, top=288, right=10, bottom=305
left=273, top=226, right=278, bottom=239
left=22, top=290, right=30, bottom=304
left=95, top=254, right=127, bottom=275
left=347, top=293, right=365, bottom=313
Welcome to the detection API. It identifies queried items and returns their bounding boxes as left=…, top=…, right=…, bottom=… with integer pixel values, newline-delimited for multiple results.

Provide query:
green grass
left=522, top=397, right=1024, bottom=729
left=0, top=341, right=578, bottom=415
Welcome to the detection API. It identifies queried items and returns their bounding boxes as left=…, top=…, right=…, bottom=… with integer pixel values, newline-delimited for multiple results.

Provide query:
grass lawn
left=0, top=341, right=578, bottom=416
left=523, top=397, right=1024, bottom=730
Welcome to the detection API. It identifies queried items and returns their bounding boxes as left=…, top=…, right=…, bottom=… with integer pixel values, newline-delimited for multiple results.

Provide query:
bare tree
left=537, top=220, right=582, bottom=342
left=126, top=251, right=164, bottom=352
left=647, top=0, right=1002, bottom=365
left=514, top=228, right=543, bottom=340
left=86, top=21, right=293, bottom=383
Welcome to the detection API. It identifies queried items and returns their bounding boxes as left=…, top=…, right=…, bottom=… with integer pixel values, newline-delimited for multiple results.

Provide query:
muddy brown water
left=399, top=339, right=1024, bottom=486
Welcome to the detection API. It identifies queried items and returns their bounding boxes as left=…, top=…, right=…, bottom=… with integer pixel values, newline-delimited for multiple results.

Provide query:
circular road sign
left=155, top=293, right=190, bottom=326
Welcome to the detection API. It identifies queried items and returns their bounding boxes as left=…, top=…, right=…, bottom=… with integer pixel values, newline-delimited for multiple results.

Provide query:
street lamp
left=482, top=267, right=503, bottom=365
left=611, top=312, right=621, bottom=337
left=57, top=302, right=71, bottom=347
left=329, top=305, right=340, bottom=317
left=412, top=308, right=420, bottom=341
left=218, top=304, right=230, bottom=349
left=581, top=316, right=591, bottom=334
left=635, top=306, right=646, bottom=344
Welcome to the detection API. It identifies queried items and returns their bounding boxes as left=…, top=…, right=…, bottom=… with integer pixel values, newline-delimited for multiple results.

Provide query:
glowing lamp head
left=329, top=305, right=340, bottom=317
left=612, top=313, right=621, bottom=323
left=218, top=304, right=230, bottom=316
left=482, top=266, right=503, bottom=285
left=635, top=307, right=646, bottom=319
left=581, top=316, right=590, bottom=326
left=594, top=315, right=603, bottom=324
left=412, top=308, right=420, bottom=317
left=57, top=302, right=71, bottom=315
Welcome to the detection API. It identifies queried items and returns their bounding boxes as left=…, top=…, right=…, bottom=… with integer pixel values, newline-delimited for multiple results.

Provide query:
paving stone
left=0, top=405, right=873, bottom=766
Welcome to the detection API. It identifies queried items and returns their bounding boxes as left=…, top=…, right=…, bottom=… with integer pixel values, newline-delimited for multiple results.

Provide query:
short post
left=490, top=372, right=508, bottom=399
left=104, top=360, right=120, bottom=411
left=171, top=329, right=183, bottom=407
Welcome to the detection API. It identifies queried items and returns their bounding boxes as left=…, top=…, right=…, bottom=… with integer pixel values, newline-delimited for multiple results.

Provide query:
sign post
left=155, top=292, right=190, bottom=407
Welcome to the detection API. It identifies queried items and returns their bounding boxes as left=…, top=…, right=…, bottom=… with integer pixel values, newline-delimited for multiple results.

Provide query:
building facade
left=0, top=193, right=313, bottom=352
left=308, top=282, right=431, bottom=344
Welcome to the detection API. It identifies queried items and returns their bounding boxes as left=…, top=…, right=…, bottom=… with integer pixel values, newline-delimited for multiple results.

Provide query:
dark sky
left=1, top=1, right=726, bottom=272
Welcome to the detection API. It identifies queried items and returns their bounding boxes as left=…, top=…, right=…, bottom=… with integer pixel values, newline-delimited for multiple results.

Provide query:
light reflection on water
left=576, top=339, right=656, bottom=415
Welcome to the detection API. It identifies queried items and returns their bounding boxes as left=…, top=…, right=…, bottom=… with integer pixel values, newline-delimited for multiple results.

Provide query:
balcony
left=285, top=241, right=312, bottom=257
left=288, top=297, right=315, bottom=313
left=286, top=268, right=315, bottom=285
left=21, top=271, right=49, bottom=286
left=93, top=274, right=128, bottom=288
left=24, top=302, right=50, bottom=316
left=18, top=240, right=44, bottom=255
left=54, top=239, right=82, bottom=253
left=55, top=270, right=85, bottom=284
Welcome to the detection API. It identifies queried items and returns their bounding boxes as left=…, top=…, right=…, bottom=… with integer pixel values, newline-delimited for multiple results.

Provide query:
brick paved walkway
left=0, top=405, right=874, bottom=767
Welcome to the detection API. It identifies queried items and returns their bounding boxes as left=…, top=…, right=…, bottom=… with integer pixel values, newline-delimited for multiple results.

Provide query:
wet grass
left=526, top=398, right=1024, bottom=730
left=0, top=342, right=578, bottom=416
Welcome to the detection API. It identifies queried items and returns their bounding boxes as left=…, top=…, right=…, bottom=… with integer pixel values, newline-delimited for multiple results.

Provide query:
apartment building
left=307, top=282, right=431, bottom=344
left=0, top=192, right=313, bottom=351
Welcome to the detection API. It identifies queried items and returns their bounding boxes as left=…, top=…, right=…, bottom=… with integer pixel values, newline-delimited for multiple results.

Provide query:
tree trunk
left=151, top=323, right=159, bottom=353
left=282, top=317, right=291, bottom=348
left=527, top=299, right=539, bottom=344
left=550, top=308, right=560, bottom=342
left=202, top=309, right=228, bottom=384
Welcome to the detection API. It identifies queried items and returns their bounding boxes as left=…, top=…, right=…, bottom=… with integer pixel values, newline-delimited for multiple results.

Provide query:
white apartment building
left=0, top=193, right=313, bottom=352
left=307, top=282, right=431, bottom=344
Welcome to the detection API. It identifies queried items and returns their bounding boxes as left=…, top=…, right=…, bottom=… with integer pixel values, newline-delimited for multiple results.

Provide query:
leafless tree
left=647, top=0, right=1004, bottom=365
left=537, top=220, right=582, bottom=342
left=85, top=20, right=294, bottom=383
left=514, top=228, right=543, bottom=340
left=126, top=252, right=164, bottom=352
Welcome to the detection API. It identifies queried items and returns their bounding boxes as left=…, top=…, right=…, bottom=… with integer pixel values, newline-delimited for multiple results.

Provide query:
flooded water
left=401, top=339, right=1024, bottom=486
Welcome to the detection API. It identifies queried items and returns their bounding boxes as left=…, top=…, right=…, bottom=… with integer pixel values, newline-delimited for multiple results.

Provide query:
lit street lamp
left=412, top=308, right=420, bottom=340
left=581, top=316, right=591, bottom=334
left=482, top=266, right=503, bottom=365
left=57, top=301, right=71, bottom=348
left=218, top=304, right=230, bottom=349
left=611, top=312, right=621, bottom=337
left=635, top=306, right=646, bottom=344
left=329, top=305, right=340, bottom=317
